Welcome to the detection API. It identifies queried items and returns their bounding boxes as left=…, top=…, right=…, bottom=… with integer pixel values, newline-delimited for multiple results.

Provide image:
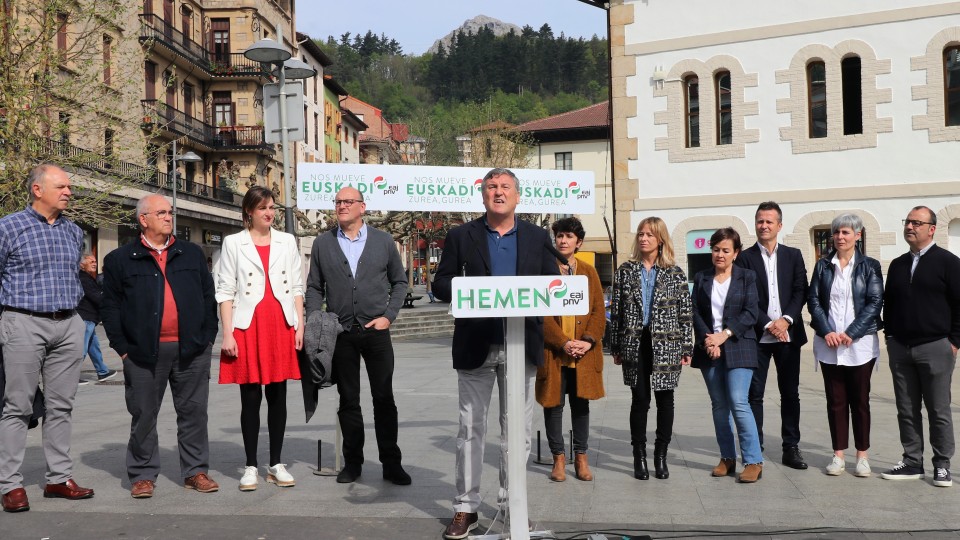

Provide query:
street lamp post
left=243, top=28, right=316, bottom=234
left=169, top=138, right=202, bottom=233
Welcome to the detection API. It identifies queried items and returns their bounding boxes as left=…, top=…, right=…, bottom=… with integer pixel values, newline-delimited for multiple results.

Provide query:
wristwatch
left=723, top=329, right=733, bottom=338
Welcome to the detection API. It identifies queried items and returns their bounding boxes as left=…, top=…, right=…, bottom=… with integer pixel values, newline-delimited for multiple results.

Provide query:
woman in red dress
left=215, top=186, right=304, bottom=491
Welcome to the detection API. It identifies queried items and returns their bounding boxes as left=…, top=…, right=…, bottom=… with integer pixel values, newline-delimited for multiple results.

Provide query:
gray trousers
left=888, top=337, right=956, bottom=469
left=0, top=311, right=84, bottom=494
left=454, top=345, right=536, bottom=513
left=124, top=342, right=211, bottom=483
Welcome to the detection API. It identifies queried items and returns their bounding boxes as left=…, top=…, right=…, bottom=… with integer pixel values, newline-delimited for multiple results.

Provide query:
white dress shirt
left=758, top=243, right=791, bottom=344
left=812, top=252, right=879, bottom=366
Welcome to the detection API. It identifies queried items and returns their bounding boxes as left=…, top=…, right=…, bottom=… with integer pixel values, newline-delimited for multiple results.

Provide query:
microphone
left=544, top=241, right=569, bottom=267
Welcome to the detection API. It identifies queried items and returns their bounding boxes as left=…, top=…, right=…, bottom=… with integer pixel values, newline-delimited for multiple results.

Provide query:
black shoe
left=633, top=448, right=649, bottom=480
left=336, top=464, right=361, bottom=484
left=934, top=467, right=953, bottom=487
left=782, top=447, right=808, bottom=470
left=97, top=369, right=118, bottom=382
left=654, top=442, right=669, bottom=479
left=382, top=464, right=411, bottom=485
left=880, top=461, right=924, bottom=480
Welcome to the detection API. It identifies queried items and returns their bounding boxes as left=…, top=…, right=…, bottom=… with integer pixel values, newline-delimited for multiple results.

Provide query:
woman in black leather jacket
left=807, top=213, right=883, bottom=478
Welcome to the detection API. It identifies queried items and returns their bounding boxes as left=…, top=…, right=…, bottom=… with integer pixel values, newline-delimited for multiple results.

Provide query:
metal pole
left=171, top=138, right=178, bottom=233
left=505, top=316, right=530, bottom=540
left=276, top=27, right=295, bottom=235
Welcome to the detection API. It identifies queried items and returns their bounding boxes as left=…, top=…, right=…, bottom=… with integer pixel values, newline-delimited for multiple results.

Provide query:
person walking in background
left=433, top=168, right=558, bottom=539
left=807, top=213, right=883, bottom=478
left=101, top=194, right=219, bottom=499
left=77, top=253, right=116, bottom=383
left=305, top=186, right=410, bottom=486
left=537, top=217, right=605, bottom=483
left=0, top=164, right=93, bottom=513
left=609, top=217, right=692, bottom=481
left=736, top=202, right=809, bottom=470
left=691, top=228, right=763, bottom=483
left=881, top=206, right=960, bottom=487
left=216, top=186, right=304, bottom=492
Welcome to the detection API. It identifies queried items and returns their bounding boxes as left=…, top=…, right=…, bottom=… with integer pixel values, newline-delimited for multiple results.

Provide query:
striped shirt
left=0, top=206, right=84, bottom=311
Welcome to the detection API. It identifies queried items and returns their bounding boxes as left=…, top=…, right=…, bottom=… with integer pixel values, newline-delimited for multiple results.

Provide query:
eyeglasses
left=145, top=210, right=175, bottom=219
left=903, top=219, right=934, bottom=228
left=334, top=199, right=363, bottom=207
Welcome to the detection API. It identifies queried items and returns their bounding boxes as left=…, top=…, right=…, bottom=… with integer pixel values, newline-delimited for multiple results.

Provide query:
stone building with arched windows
left=588, top=0, right=960, bottom=282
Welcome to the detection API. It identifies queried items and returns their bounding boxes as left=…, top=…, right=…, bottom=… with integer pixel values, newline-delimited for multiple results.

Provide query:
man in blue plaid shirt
left=0, top=164, right=93, bottom=513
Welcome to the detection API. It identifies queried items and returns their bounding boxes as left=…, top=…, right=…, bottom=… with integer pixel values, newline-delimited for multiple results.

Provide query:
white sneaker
left=267, top=464, right=295, bottom=487
left=854, top=457, right=871, bottom=478
left=825, top=455, right=845, bottom=476
left=239, top=466, right=258, bottom=491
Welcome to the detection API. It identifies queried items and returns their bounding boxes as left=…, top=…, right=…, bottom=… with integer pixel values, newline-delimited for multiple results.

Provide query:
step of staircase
left=391, top=307, right=454, bottom=340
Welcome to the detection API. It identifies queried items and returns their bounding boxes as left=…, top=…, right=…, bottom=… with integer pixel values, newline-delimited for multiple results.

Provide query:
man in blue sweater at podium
left=434, top=168, right=558, bottom=539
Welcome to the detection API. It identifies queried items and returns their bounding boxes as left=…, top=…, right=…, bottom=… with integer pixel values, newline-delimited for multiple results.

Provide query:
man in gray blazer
left=305, top=187, right=410, bottom=485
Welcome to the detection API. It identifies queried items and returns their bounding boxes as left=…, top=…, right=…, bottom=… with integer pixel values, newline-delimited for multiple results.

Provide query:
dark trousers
left=820, top=359, right=875, bottom=452
left=124, top=342, right=211, bottom=483
left=749, top=341, right=802, bottom=450
left=543, top=366, right=590, bottom=454
left=331, top=326, right=401, bottom=467
left=629, top=328, right=675, bottom=448
left=888, top=338, right=956, bottom=469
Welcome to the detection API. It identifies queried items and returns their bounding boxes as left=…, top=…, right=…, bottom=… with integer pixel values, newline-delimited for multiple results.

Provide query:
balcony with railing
left=139, top=14, right=209, bottom=72
left=141, top=99, right=215, bottom=148
left=139, top=14, right=269, bottom=79
left=32, top=137, right=242, bottom=207
left=212, top=125, right=273, bottom=153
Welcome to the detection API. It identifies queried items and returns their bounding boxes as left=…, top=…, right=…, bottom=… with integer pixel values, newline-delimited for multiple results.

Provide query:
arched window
left=807, top=61, right=827, bottom=138
left=715, top=70, right=731, bottom=145
left=684, top=75, right=700, bottom=148
left=945, top=46, right=960, bottom=127
left=841, top=56, right=863, bottom=135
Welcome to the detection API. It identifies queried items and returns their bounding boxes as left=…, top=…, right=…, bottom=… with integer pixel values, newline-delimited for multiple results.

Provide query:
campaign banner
left=296, top=163, right=595, bottom=214
left=451, top=275, right=590, bottom=318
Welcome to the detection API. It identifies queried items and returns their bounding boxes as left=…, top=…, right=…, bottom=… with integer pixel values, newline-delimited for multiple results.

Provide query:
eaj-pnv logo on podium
left=450, top=276, right=589, bottom=318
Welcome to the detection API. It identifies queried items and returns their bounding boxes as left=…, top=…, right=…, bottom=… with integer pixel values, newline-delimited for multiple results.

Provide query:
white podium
left=451, top=275, right=589, bottom=540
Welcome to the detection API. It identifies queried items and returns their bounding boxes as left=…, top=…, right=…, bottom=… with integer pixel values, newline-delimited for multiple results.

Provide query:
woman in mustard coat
left=536, top=217, right=606, bottom=482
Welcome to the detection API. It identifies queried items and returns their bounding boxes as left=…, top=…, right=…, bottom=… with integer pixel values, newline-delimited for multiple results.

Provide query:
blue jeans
left=83, top=321, right=109, bottom=376
left=700, top=364, right=763, bottom=465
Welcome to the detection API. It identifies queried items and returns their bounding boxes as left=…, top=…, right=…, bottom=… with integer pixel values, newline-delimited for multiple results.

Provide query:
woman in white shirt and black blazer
left=215, top=186, right=304, bottom=492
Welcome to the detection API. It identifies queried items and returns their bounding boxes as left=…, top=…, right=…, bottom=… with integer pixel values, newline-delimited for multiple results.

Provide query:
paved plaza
left=4, top=304, right=960, bottom=539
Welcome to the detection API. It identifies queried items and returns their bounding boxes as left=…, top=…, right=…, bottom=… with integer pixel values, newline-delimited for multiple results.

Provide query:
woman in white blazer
left=215, top=186, right=304, bottom=491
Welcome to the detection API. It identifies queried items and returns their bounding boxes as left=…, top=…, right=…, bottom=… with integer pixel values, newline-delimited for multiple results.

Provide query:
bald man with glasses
left=305, top=187, right=410, bottom=485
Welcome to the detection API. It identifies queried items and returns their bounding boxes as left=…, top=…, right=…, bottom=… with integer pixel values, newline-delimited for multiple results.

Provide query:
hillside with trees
left=317, top=23, right=608, bottom=127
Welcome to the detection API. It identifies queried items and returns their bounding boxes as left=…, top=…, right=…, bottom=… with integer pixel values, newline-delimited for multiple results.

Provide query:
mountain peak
left=426, top=15, right=522, bottom=54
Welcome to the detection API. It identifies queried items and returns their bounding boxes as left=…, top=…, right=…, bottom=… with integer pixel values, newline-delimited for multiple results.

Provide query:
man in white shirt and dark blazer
left=735, top=201, right=809, bottom=470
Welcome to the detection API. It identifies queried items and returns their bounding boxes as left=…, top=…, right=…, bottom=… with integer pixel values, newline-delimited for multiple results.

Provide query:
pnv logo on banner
left=296, top=163, right=595, bottom=215
left=450, top=275, right=590, bottom=318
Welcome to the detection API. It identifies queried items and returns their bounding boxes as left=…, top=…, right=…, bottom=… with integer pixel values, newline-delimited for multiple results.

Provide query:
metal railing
left=141, top=99, right=215, bottom=148
left=210, top=53, right=268, bottom=77
left=140, top=14, right=268, bottom=78
left=211, top=125, right=272, bottom=152
left=156, top=174, right=243, bottom=206
left=139, top=14, right=209, bottom=72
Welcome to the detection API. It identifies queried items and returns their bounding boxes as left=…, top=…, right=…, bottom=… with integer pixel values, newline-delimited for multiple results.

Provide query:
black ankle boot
left=654, top=441, right=669, bottom=479
left=633, top=447, right=649, bottom=480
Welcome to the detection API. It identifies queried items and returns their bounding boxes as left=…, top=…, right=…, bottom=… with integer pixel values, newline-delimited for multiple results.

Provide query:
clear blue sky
left=296, top=1, right=608, bottom=56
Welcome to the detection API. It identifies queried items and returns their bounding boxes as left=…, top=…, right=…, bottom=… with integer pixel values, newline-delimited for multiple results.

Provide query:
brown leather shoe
left=738, top=463, right=763, bottom=483
left=43, top=479, right=94, bottom=500
left=131, top=480, right=155, bottom=499
left=574, top=452, right=593, bottom=481
left=711, top=458, right=737, bottom=477
left=184, top=472, right=219, bottom=493
left=443, top=511, right=479, bottom=539
left=2, top=487, right=29, bottom=512
left=549, top=453, right=566, bottom=482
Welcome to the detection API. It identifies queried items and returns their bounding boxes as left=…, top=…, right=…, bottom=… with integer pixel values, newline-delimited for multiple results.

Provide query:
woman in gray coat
left=610, top=217, right=693, bottom=480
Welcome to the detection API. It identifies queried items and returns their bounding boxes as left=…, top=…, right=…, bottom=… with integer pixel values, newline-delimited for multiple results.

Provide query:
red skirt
left=219, top=247, right=300, bottom=385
